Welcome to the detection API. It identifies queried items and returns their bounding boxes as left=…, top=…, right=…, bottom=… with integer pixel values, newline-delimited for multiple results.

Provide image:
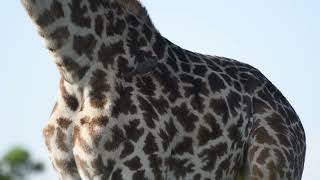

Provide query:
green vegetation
left=0, top=146, right=44, bottom=180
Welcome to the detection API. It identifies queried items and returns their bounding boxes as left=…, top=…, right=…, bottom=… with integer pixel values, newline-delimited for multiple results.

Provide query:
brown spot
left=89, top=69, right=110, bottom=108
left=56, top=117, right=72, bottom=129
left=56, top=127, right=69, bottom=152
left=60, top=79, right=79, bottom=111
left=43, top=125, right=55, bottom=151
left=80, top=116, right=108, bottom=146
left=72, top=125, right=93, bottom=153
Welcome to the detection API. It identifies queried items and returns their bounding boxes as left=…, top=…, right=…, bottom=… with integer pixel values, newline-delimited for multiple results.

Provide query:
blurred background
left=1, top=0, right=319, bottom=179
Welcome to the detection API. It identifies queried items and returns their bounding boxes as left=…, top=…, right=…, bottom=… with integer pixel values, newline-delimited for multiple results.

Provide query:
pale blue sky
left=1, top=0, right=319, bottom=179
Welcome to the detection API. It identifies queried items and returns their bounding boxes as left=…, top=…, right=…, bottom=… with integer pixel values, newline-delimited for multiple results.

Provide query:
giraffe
left=21, top=0, right=306, bottom=179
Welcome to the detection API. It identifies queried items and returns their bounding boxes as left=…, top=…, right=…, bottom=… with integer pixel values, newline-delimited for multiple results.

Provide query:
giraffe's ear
left=124, top=56, right=159, bottom=78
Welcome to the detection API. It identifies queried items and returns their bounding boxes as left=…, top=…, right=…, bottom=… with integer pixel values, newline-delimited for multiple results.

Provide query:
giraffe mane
left=116, top=0, right=155, bottom=28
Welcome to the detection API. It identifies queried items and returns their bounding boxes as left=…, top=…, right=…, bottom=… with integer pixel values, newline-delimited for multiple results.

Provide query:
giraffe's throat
left=22, top=0, right=160, bottom=84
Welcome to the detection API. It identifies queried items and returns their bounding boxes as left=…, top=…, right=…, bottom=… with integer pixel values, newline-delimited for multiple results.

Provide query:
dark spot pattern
left=133, top=170, right=148, bottom=180
left=106, top=11, right=126, bottom=36
left=154, top=64, right=182, bottom=102
left=120, top=141, right=134, bottom=159
left=124, top=119, right=144, bottom=142
left=112, top=85, right=137, bottom=117
left=98, top=41, right=125, bottom=68
left=172, top=103, right=198, bottom=132
left=73, top=34, right=97, bottom=58
left=210, top=98, right=229, bottom=124
left=166, top=157, right=194, bottom=179
left=104, top=126, right=125, bottom=151
left=138, top=95, right=158, bottom=129
left=172, top=137, right=194, bottom=155
left=199, top=143, right=228, bottom=171
left=124, top=156, right=142, bottom=171
left=57, top=56, right=89, bottom=82
left=111, top=169, right=124, bottom=180
left=208, top=73, right=226, bottom=94
left=148, top=154, right=163, bottom=180
left=197, top=114, right=223, bottom=146
left=91, top=156, right=115, bottom=179
left=68, top=0, right=91, bottom=28
left=36, top=0, right=64, bottom=28
left=94, top=15, right=104, bottom=37
left=143, top=133, right=158, bottom=154
left=87, top=0, right=108, bottom=11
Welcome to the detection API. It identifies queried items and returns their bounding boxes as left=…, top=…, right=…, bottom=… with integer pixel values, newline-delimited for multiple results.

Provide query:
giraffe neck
left=22, top=0, right=165, bottom=84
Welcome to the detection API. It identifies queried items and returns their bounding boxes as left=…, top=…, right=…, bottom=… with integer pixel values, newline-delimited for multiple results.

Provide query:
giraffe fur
left=21, top=0, right=306, bottom=179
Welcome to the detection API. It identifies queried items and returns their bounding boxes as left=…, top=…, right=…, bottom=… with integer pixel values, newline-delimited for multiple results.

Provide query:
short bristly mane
left=116, top=0, right=155, bottom=28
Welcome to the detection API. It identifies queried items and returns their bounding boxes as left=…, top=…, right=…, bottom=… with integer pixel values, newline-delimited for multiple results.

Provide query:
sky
left=1, top=0, right=319, bottom=179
